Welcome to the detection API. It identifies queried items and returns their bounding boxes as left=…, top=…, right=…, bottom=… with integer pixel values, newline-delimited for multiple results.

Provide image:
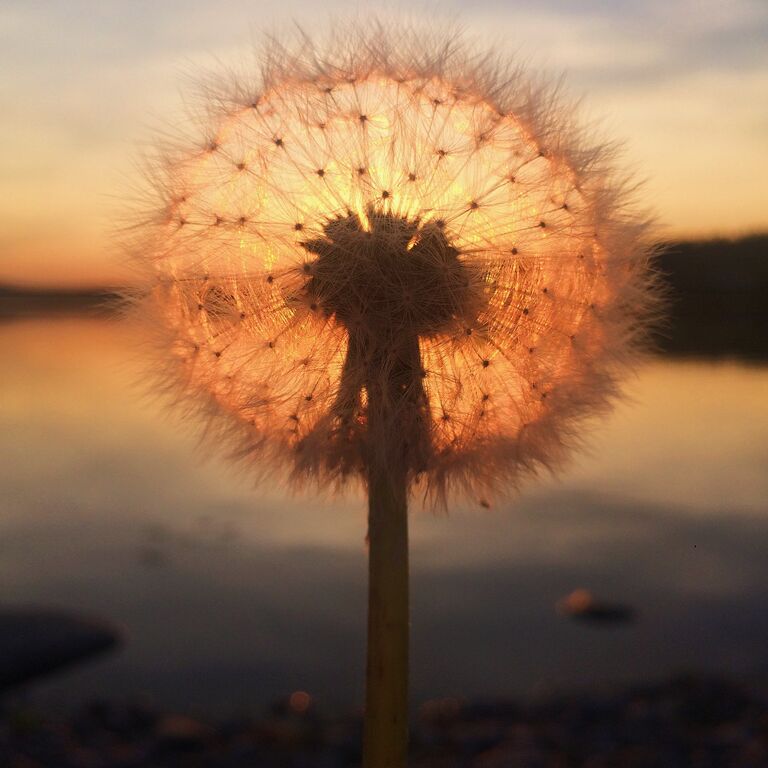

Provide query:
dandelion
left=128, top=20, right=658, bottom=767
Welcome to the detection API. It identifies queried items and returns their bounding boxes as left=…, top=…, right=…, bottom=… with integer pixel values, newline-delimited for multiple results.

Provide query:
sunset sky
left=1, top=0, right=767, bottom=287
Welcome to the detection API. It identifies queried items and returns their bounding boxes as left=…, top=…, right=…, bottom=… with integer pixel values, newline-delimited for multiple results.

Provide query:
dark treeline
left=655, top=234, right=768, bottom=361
left=0, top=285, right=118, bottom=319
left=1, top=234, right=767, bottom=360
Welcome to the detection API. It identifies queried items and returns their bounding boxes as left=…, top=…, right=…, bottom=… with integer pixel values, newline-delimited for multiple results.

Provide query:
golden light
left=133, top=45, right=656, bottom=504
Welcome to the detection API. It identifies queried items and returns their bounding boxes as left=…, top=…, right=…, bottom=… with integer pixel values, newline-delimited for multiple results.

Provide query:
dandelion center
left=303, top=206, right=480, bottom=338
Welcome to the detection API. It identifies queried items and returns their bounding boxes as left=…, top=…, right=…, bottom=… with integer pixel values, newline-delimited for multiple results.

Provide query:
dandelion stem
left=364, top=451, right=409, bottom=768
left=361, top=335, right=417, bottom=768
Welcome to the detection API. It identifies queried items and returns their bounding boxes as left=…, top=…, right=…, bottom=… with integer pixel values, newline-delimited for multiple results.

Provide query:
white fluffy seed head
left=127, top=20, right=660, bottom=507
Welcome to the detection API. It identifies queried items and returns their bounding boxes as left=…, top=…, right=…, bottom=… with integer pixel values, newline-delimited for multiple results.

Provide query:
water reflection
left=1, top=318, right=767, bottom=713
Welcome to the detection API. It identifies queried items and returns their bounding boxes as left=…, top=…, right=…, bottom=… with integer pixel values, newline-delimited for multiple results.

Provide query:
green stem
left=363, top=454, right=409, bottom=768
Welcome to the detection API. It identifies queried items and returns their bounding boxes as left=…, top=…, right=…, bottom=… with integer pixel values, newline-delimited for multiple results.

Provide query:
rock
left=556, top=589, right=635, bottom=624
left=155, top=714, right=213, bottom=751
left=0, top=607, right=120, bottom=689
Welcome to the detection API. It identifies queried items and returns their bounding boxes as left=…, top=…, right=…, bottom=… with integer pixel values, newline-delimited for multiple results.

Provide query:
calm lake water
left=2, top=316, right=768, bottom=715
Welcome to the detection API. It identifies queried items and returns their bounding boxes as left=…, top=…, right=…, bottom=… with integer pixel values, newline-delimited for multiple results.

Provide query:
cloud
left=1, top=0, right=766, bottom=285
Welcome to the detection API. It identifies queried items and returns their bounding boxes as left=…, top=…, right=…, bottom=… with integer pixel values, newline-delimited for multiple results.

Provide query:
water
left=2, top=316, right=768, bottom=715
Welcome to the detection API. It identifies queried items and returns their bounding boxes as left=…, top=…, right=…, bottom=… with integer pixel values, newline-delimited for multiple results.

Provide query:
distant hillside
left=0, top=285, right=119, bottom=319
left=655, top=234, right=768, bottom=360
left=1, top=234, right=767, bottom=360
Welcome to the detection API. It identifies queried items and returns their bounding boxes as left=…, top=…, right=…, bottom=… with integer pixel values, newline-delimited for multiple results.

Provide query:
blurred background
left=2, top=1, right=767, bottom=765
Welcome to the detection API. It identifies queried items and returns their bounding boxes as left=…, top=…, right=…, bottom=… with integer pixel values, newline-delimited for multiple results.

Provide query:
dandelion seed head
left=129, top=21, right=659, bottom=505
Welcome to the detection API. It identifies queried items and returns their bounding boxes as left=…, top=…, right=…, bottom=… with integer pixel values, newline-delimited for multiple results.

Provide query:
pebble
left=1, top=676, right=767, bottom=767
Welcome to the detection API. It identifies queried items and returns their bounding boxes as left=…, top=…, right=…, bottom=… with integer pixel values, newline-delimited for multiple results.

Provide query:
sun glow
left=133, top=31, right=656, bottom=502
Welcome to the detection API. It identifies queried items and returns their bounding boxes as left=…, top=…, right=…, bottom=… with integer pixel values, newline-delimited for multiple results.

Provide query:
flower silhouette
left=130, top=24, right=658, bottom=502
left=129, top=22, right=660, bottom=765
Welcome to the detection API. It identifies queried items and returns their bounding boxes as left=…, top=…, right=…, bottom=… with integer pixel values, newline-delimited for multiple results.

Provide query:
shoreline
left=4, top=673, right=768, bottom=766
